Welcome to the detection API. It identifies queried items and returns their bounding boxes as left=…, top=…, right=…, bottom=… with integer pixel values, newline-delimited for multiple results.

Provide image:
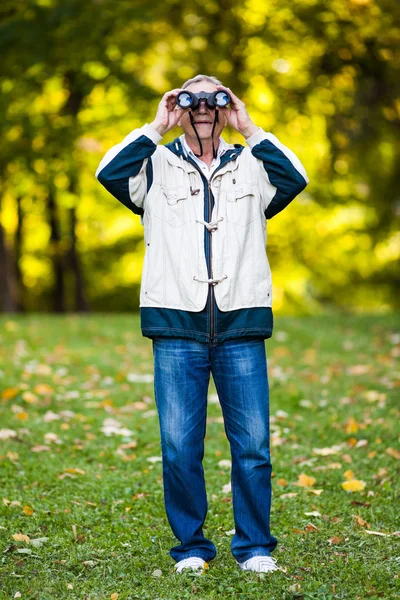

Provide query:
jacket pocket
left=225, top=183, right=257, bottom=227
left=155, top=185, right=190, bottom=228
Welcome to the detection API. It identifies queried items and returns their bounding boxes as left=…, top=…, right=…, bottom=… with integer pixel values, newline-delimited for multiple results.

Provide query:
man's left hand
left=216, top=85, right=259, bottom=139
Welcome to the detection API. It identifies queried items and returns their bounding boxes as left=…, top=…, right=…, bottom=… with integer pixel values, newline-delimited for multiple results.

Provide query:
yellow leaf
left=7, top=451, right=19, bottom=461
left=23, top=506, right=34, bottom=516
left=306, top=489, right=324, bottom=495
left=367, top=451, right=377, bottom=459
left=111, top=594, right=119, bottom=600
left=344, top=416, right=359, bottom=434
left=3, top=498, right=10, bottom=505
left=64, top=468, right=85, bottom=475
left=16, top=412, right=29, bottom=421
left=277, top=478, right=287, bottom=486
left=2, top=387, right=20, bottom=400
left=22, top=391, right=38, bottom=404
left=341, top=479, right=366, bottom=492
left=353, top=515, right=370, bottom=528
left=34, top=384, right=54, bottom=395
left=296, top=473, right=316, bottom=487
left=385, top=447, right=400, bottom=460
left=344, top=469, right=355, bottom=480
left=12, top=533, right=30, bottom=543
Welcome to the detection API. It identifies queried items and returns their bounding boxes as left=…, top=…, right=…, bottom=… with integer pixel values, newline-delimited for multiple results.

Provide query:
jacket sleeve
left=247, top=128, right=309, bottom=219
left=95, top=124, right=162, bottom=216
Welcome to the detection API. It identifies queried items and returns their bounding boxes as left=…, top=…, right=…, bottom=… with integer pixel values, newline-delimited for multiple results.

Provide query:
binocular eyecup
left=176, top=90, right=230, bottom=110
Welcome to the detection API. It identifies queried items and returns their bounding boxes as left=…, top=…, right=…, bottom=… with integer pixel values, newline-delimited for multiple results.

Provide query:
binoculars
left=176, top=90, right=230, bottom=110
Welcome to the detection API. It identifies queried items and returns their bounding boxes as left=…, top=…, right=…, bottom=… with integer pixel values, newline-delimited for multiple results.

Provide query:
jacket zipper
left=208, top=180, right=215, bottom=342
left=183, top=152, right=237, bottom=343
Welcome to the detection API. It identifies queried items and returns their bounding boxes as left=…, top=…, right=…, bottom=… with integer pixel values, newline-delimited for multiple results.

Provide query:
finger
left=216, top=85, right=243, bottom=106
left=163, top=88, right=184, bottom=100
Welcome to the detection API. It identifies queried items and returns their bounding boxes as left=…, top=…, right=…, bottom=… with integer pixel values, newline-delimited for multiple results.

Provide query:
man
left=96, top=74, right=309, bottom=575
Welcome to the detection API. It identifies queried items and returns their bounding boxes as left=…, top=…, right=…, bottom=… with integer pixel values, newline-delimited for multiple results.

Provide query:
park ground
left=0, top=313, right=399, bottom=600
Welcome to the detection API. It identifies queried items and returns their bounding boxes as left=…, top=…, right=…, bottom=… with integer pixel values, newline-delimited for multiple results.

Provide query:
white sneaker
left=174, top=557, right=209, bottom=574
left=237, top=555, right=279, bottom=573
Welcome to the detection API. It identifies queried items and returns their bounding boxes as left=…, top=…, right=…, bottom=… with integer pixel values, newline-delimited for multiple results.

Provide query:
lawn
left=0, top=313, right=399, bottom=600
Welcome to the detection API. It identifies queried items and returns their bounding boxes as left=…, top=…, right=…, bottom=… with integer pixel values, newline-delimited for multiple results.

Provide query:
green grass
left=0, top=313, right=399, bottom=600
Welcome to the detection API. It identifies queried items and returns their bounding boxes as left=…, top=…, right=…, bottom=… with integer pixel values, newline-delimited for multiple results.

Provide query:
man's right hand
left=149, top=89, right=185, bottom=136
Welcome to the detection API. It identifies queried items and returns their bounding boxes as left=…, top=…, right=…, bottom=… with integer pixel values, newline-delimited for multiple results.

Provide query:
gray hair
left=181, top=74, right=223, bottom=89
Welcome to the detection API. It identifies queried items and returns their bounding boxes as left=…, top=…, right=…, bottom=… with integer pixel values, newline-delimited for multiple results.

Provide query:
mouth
left=194, top=121, right=212, bottom=125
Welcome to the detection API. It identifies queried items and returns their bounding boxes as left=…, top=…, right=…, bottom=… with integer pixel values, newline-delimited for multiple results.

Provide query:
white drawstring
left=193, top=274, right=228, bottom=286
left=196, top=216, right=224, bottom=232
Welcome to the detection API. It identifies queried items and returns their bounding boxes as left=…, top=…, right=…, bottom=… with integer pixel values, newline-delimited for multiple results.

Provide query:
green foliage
left=0, top=0, right=399, bottom=312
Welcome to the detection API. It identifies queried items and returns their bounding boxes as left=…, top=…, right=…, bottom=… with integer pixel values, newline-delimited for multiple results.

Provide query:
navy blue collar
left=165, top=137, right=245, bottom=166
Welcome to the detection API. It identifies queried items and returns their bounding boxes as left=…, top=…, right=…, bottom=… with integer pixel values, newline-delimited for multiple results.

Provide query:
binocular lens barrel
left=176, top=90, right=230, bottom=109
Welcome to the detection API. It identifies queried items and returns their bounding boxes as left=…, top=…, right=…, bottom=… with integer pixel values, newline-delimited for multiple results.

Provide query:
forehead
left=185, top=80, right=218, bottom=93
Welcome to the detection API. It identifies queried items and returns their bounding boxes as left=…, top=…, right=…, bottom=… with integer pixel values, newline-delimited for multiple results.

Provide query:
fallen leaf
left=305, top=511, right=321, bottom=517
left=344, top=469, right=355, bottom=480
left=0, top=429, right=18, bottom=440
left=341, top=480, right=366, bottom=492
left=15, top=412, right=29, bottom=421
left=21, top=391, right=39, bottom=404
left=23, top=506, right=34, bottom=516
left=152, top=569, right=162, bottom=578
left=111, top=593, right=119, bottom=599
left=30, top=537, right=49, bottom=547
left=31, top=445, right=51, bottom=452
left=344, top=416, right=360, bottom=434
left=304, top=522, right=319, bottom=532
left=277, top=478, right=288, bottom=486
left=353, top=515, right=370, bottom=528
left=2, top=388, right=20, bottom=400
left=306, top=489, right=324, bottom=495
left=12, top=533, right=30, bottom=544
left=64, top=468, right=85, bottom=475
left=296, top=473, right=316, bottom=487
left=280, top=493, right=298, bottom=498
left=385, top=447, right=400, bottom=460
left=147, top=456, right=162, bottom=463
left=328, top=536, right=342, bottom=544
left=34, top=383, right=54, bottom=395
left=222, top=482, right=231, bottom=494
left=313, top=444, right=344, bottom=456
left=347, top=365, right=370, bottom=375
left=365, top=530, right=390, bottom=537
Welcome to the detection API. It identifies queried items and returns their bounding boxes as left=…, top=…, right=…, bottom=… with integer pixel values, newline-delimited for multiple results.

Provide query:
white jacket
left=96, top=124, right=309, bottom=314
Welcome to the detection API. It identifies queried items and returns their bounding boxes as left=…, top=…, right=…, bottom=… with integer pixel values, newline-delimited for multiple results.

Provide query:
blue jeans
left=152, top=337, right=278, bottom=564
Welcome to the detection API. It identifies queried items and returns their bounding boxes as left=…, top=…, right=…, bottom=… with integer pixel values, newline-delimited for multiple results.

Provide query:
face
left=178, top=80, right=228, bottom=141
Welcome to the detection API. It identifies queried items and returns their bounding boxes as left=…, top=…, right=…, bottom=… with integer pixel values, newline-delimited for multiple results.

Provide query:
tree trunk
left=15, top=195, right=25, bottom=312
left=47, top=190, right=65, bottom=312
left=68, top=205, right=89, bottom=312
left=0, top=222, right=18, bottom=312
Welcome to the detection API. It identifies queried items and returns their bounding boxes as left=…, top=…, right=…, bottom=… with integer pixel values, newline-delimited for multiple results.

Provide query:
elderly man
left=96, top=74, right=309, bottom=575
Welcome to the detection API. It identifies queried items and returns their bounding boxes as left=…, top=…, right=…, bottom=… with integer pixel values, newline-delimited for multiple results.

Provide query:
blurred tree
left=0, top=0, right=398, bottom=313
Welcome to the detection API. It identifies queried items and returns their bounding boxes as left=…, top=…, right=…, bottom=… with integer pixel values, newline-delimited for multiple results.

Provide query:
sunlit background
left=1, top=0, right=399, bottom=314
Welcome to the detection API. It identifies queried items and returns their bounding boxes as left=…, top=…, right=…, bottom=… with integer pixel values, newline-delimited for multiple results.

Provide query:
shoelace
left=195, top=216, right=224, bottom=232
left=175, top=557, right=206, bottom=573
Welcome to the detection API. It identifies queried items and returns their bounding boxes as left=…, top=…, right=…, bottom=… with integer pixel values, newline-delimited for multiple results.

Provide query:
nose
left=196, top=99, right=210, bottom=113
